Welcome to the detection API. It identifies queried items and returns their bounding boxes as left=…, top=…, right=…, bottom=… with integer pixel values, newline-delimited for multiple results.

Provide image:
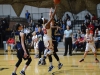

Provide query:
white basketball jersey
left=47, top=28, right=52, bottom=37
left=85, top=34, right=94, bottom=44
left=43, top=24, right=53, bottom=48
left=43, top=35, right=52, bottom=48
left=43, top=24, right=52, bottom=38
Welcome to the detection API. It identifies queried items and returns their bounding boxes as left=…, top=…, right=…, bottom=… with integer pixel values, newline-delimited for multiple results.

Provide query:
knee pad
left=16, top=59, right=22, bottom=67
left=26, top=57, right=32, bottom=66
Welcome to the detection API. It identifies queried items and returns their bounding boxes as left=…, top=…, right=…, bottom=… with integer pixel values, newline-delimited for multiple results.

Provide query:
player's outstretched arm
left=45, top=5, right=57, bottom=29
left=49, top=8, right=53, bottom=19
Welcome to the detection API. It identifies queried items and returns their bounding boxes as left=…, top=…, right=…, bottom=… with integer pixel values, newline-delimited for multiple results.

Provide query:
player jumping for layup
left=38, top=5, right=63, bottom=72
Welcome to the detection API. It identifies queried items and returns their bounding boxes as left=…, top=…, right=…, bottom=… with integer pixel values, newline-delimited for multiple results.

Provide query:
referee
left=63, top=25, right=73, bottom=56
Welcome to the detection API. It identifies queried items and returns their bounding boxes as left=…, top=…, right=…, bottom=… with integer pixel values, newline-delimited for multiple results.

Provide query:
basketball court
left=0, top=50, right=100, bottom=75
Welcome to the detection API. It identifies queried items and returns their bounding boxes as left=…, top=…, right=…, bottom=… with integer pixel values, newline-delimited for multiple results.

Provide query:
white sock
left=50, top=62, right=52, bottom=66
left=22, top=68, right=26, bottom=72
left=58, top=61, right=60, bottom=64
left=13, top=71, right=16, bottom=74
left=39, top=58, right=41, bottom=61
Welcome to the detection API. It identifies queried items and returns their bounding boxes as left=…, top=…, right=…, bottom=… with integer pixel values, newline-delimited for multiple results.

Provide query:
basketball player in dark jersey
left=11, top=23, right=32, bottom=75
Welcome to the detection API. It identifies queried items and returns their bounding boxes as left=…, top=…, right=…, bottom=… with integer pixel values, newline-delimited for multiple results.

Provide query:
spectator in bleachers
left=24, top=28, right=30, bottom=36
left=28, top=23, right=34, bottom=33
left=81, top=31, right=85, bottom=38
left=1, top=17, right=8, bottom=30
left=85, top=13, right=91, bottom=21
left=92, top=20, right=95, bottom=26
left=59, top=19, right=63, bottom=27
left=94, top=20, right=100, bottom=29
left=27, top=36, right=32, bottom=52
left=94, top=34, right=99, bottom=50
left=72, top=37, right=77, bottom=52
left=92, top=14, right=97, bottom=21
left=56, top=18, right=62, bottom=27
left=75, top=30, right=81, bottom=39
left=56, top=17, right=60, bottom=23
left=75, top=35, right=85, bottom=51
left=66, top=18, right=71, bottom=27
left=62, top=21, right=66, bottom=30
left=28, top=15, right=32, bottom=25
left=23, top=25, right=31, bottom=39
left=85, top=19, right=90, bottom=27
left=27, top=36, right=32, bottom=44
left=35, top=25, right=39, bottom=33
left=5, top=28, right=12, bottom=41
left=5, top=36, right=15, bottom=52
left=88, top=22, right=95, bottom=34
left=31, top=19, right=35, bottom=31
left=31, top=31, right=39, bottom=58
left=95, top=28, right=99, bottom=35
left=11, top=30, right=15, bottom=38
left=65, top=14, right=70, bottom=20
left=1, top=17, right=8, bottom=41
left=81, top=23, right=87, bottom=34
left=25, top=10, right=30, bottom=22
left=23, top=25, right=27, bottom=33
left=89, top=29, right=94, bottom=35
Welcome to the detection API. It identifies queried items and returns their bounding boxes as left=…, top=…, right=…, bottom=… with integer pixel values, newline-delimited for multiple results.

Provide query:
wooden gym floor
left=0, top=54, right=100, bottom=75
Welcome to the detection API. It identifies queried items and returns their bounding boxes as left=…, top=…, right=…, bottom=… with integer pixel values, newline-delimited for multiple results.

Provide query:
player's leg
left=12, top=50, right=23, bottom=75
left=20, top=56, right=32, bottom=75
left=79, top=44, right=89, bottom=62
left=53, top=52, right=63, bottom=69
left=40, top=39, right=53, bottom=65
left=38, top=50, right=43, bottom=65
left=39, top=49, right=54, bottom=71
left=94, top=52, right=99, bottom=63
left=20, top=50, right=32, bottom=75
left=90, top=44, right=99, bottom=63
left=52, top=39, right=63, bottom=69
left=48, top=55, right=54, bottom=72
left=79, top=51, right=88, bottom=62
left=38, top=48, right=48, bottom=65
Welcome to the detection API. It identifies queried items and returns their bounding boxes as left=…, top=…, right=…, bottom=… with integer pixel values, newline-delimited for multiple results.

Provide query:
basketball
left=53, top=0, right=60, bottom=4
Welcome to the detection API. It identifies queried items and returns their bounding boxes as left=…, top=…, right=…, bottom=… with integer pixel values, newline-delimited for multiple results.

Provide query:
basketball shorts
left=85, top=43, right=96, bottom=53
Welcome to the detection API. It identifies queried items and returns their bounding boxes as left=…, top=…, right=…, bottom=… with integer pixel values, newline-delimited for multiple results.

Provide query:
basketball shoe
left=58, top=63, right=63, bottom=69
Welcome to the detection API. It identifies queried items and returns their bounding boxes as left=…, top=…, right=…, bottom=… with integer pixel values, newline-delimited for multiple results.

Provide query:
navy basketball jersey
left=15, top=31, right=26, bottom=50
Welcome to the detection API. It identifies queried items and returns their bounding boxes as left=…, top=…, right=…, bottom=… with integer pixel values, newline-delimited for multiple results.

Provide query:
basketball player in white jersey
left=48, top=7, right=63, bottom=70
left=38, top=5, right=63, bottom=72
left=79, top=29, right=99, bottom=62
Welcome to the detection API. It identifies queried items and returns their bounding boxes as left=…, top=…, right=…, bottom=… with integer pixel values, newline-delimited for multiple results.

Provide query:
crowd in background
left=0, top=10, right=100, bottom=53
